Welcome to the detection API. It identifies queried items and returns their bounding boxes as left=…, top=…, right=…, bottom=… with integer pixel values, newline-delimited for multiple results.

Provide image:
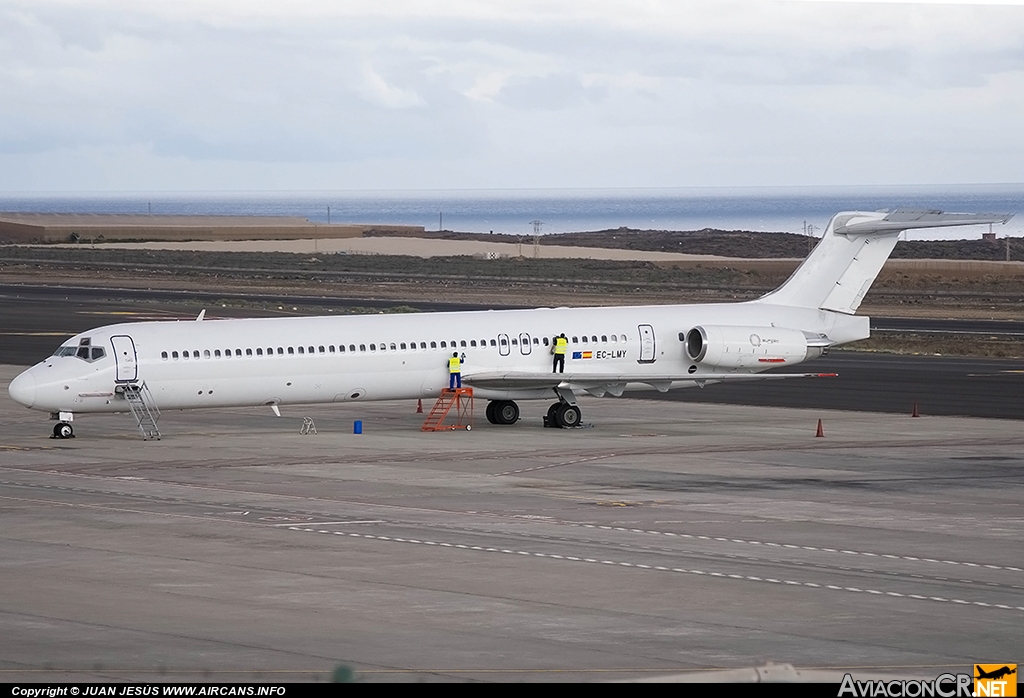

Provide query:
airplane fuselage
left=9, top=300, right=867, bottom=416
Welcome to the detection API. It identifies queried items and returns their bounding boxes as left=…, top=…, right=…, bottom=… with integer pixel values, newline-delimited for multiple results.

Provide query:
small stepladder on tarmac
left=421, top=388, right=474, bottom=432
left=116, top=381, right=161, bottom=440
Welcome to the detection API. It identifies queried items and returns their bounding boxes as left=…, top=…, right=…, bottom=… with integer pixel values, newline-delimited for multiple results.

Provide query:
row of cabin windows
left=159, top=334, right=631, bottom=362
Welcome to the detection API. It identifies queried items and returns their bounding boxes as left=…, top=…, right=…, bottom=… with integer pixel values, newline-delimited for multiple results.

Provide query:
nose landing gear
left=51, top=422, right=74, bottom=439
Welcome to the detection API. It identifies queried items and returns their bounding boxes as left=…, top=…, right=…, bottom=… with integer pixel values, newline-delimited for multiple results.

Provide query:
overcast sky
left=2, top=0, right=1023, bottom=192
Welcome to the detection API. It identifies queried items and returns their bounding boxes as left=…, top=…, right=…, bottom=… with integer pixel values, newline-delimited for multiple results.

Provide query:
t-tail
left=757, top=209, right=1014, bottom=314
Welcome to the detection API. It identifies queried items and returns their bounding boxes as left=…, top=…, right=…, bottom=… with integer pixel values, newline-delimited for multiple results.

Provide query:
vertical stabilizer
left=757, top=210, right=1013, bottom=314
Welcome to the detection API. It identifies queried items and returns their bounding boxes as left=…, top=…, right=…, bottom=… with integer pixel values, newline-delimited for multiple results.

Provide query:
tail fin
left=757, top=209, right=1013, bottom=314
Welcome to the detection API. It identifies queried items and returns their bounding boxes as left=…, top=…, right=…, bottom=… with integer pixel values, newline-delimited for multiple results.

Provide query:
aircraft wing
left=463, top=370, right=836, bottom=395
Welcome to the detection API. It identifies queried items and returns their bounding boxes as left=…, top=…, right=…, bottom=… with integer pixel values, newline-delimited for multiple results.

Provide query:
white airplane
left=7, top=209, right=1012, bottom=439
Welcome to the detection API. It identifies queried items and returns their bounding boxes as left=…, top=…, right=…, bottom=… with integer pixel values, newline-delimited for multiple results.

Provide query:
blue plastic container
left=353, top=420, right=363, bottom=434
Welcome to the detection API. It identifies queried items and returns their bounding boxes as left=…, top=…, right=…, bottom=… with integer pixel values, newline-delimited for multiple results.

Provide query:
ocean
left=1, top=185, right=1022, bottom=240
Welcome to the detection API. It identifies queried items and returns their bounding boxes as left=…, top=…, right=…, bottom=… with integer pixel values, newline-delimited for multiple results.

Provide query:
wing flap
left=463, top=370, right=836, bottom=391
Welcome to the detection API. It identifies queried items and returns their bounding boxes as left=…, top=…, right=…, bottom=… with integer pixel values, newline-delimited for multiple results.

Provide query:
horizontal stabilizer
left=834, top=209, right=1013, bottom=236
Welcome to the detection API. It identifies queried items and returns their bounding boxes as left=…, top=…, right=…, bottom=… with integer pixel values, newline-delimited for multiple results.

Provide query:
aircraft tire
left=54, top=422, right=74, bottom=439
left=485, top=401, right=498, bottom=424
left=545, top=402, right=561, bottom=428
left=494, top=400, right=520, bottom=425
left=555, top=404, right=581, bottom=429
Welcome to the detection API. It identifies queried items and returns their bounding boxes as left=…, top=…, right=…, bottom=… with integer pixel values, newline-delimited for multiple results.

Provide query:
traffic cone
left=815, top=419, right=824, bottom=437
left=911, top=401, right=920, bottom=418
left=416, top=399, right=423, bottom=414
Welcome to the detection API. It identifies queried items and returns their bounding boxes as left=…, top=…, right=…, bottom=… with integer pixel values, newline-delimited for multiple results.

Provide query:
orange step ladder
left=421, top=388, right=474, bottom=432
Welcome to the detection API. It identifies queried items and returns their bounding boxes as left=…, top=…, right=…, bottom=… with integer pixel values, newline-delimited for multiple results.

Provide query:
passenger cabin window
left=602, top=335, right=608, bottom=342
left=288, top=347, right=294, bottom=355
left=319, top=345, right=325, bottom=353
left=359, top=344, right=366, bottom=352
left=490, top=339, right=497, bottom=347
left=329, top=345, right=336, bottom=353
left=542, top=337, right=549, bottom=346
left=572, top=336, right=578, bottom=343
left=161, top=351, right=168, bottom=360
left=470, top=340, right=477, bottom=347
left=400, top=343, right=407, bottom=350
left=581, top=336, right=588, bottom=344
left=430, top=342, right=437, bottom=349
left=256, top=348, right=263, bottom=356
left=172, top=351, right=179, bottom=359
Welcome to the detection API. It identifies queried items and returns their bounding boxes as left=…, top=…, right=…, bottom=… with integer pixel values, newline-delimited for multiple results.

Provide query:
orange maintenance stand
left=420, top=388, right=474, bottom=432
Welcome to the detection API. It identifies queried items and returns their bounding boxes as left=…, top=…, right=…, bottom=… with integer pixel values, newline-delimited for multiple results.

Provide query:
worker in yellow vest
left=552, top=333, right=567, bottom=373
left=448, top=351, right=462, bottom=389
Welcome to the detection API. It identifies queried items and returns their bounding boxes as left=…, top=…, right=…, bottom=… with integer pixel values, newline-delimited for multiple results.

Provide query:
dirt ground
left=2, top=239, right=1023, bottom=357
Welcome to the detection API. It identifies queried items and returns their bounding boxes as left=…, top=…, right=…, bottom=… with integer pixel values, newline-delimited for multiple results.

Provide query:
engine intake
left=685, top=325, right=830, bottom=369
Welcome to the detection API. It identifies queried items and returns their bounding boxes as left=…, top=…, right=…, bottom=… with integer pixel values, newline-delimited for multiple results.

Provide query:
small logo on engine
left=749, top=333, right=761, bottom=347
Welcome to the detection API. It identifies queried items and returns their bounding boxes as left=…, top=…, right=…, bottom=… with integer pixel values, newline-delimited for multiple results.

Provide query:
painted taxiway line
left=288, top=526, right=1024, bottom=613
left=574, top=524, right=1021, bottom=573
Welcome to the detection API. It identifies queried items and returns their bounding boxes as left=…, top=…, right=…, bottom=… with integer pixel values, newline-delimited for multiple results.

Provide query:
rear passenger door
left=637, top=324, right=656, bottom=364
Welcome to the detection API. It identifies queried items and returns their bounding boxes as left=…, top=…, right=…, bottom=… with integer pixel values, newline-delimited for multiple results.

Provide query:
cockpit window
left=53, top=339, right=106, bottom=362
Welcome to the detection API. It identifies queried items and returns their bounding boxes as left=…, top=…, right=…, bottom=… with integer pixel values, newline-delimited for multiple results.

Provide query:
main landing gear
left=485, top=400, right=520, bottom=425
left=543, top=385, right=582, bottom=429
left=484, top=392, right=583, bottom=429
left=544, top=402, right=581, bottom=429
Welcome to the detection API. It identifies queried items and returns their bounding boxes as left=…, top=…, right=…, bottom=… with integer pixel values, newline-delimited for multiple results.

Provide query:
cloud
left=1, top=1, right=1024, bottom=189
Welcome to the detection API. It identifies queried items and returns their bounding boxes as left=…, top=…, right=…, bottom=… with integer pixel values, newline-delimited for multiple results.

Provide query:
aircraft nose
left=8, top=370, right=36, bottom=409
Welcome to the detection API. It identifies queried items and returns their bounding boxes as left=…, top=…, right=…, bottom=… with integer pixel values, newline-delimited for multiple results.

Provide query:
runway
left=0, top=365, right=1021, bottom=682
left=2, top=283, right=1022, bottom=419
